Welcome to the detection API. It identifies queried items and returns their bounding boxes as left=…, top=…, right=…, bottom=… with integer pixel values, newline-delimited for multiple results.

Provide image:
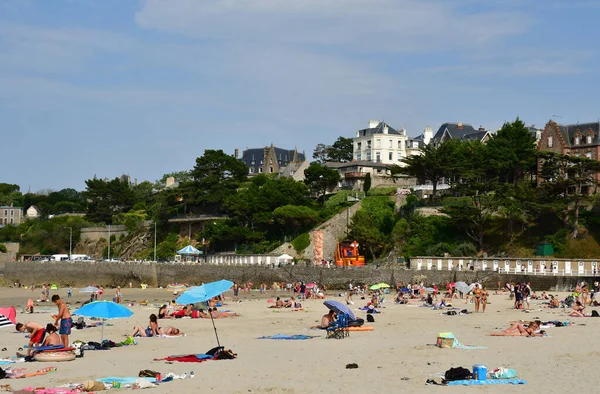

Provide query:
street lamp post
left=154, top=221, right=157, bottom=262
left=107, top=224, right=111, bottom=261
left=64, top=227, right=73, bottom=260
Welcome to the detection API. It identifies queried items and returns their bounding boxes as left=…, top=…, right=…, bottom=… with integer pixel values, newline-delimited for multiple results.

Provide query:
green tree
left=392, top=139, right=462, bottom=200
left=349, top=197, right=395, bottom=260
left=303, top=163, right=341, bottom=198
left=190, top=149, right=249, bottom=212
left=272, top=205, right=318, bottom=234
left=0, top=244, right=7, bottom=253
left=363, top=173, right=371, bottom=193
left=328, top=137, right=354, bottom=162
left=84, top=177, right=136, bottom=224
left=154, top=170, right=192, bottom=190
left=486, top=117, right=537, bottom=183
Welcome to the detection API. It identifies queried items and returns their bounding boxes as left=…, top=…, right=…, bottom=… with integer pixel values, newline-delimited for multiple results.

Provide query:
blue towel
left=258, top=334, right=318, bottom=340
left=196, top=354, right=212, bottom=359
left=448, top=379, right=527, bottom=386
left=97, top=377, right=157, bottom=384
left=0, top=361, right=15, bottom=365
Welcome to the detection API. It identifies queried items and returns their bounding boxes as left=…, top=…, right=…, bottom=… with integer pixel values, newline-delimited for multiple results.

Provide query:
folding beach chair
left=326, top=313, right=349, bottom=339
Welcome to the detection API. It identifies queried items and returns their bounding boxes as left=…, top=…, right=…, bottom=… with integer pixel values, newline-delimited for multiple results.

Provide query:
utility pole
left=154, top=221, right=157, bottom=262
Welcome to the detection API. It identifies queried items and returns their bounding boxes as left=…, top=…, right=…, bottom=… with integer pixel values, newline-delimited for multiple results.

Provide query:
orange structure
left=335, top=240, right=365, bottom=267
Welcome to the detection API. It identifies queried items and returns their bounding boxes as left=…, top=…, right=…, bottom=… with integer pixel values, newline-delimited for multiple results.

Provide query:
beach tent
left=0, top=306, right=16, bottom=324
left=177, top=245, right=200, bottom=255
left=50, top=284, right=58, bottom=290
left=276, top=254, right=294, bottom=264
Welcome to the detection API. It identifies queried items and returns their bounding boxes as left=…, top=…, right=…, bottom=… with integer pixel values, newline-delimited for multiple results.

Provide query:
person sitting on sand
left=490, top=321, right=544, bottom=337
left=161, top=326, right=184, bottom=336
left=268, top=297, right=285, bottom=309
left=548, top=295, right=559, bottom=308
left=41, top=324, right=61, bottom=347
left=16, top=321, right=45, bottom=355
left=131, top=314, right=160, bottom=337
left=158, top=305, right=171, bottom=319
left=312, top=310, right=335, bottom=329
left=284, top=298, right=297, bottom=308
left=569, top=301, right=586, bottom=317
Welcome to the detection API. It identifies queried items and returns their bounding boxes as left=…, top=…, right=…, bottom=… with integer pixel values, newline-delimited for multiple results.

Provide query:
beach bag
left=444, top=367, right=472, bottom=381
left=191, top=310, right=199, bottom=319
left=139, top=370, right=159, bottom=378
left=367, top=315, right=375, bottom=323
left=491, top=368, right=518, bottom=379
left=592, top=310, right=599, bottom=317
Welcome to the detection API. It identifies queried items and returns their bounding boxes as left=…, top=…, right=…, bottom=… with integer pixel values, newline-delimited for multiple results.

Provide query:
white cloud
left=134, top=0, right=531, bottom=53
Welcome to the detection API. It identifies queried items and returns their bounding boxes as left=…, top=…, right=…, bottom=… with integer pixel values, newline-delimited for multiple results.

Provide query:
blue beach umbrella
left=323, top=300, right=357, bottom=321
left=73, top=301, right=133, bottom=341
left=177, top=245, right=200, bottom=255
left=176, top=280, right=233, bottom=347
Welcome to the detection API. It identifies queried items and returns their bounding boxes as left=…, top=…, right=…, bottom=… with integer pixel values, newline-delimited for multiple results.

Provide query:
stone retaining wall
left=1, top=261, right=592, bottom=291
left=80, top=225, right=129, bottom=242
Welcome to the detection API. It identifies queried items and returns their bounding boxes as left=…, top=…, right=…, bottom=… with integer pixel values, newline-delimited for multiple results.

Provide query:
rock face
left=119, top=232, right=151, bottom=260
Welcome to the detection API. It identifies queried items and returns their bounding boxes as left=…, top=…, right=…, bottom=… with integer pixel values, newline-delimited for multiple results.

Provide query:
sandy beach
left=1, top=286, right=597, bottom=393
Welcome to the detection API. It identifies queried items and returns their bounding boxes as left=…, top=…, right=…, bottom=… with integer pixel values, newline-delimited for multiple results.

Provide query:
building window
left=388, top=152, right=393, bottom=161
left=398, top=154, right=402, bottom=162
left=3, top=210, right=6, bottom=216
left=367, top=140, right=371, bottom=149
left=588, top=135, right=593, bottom=144
left=259, top=168, right=263, bottom=173
left=260, top=160, right=264, bottom=164
left=398, top=141, right=402, bottom=149
left=375, top=139, right=381, bottom=149
left=575, top=136, right=580, bottom=145
left=376, top=152, right=381, bottom=162
left=548, top=136, right=553, bottom=148
left=249, top=168, right=254, bottom=173
left=357, top=142, right=361, bottom=150
left=270, top=167, right=273, bottom=173
left=586, top=152, right=593, bottom=159
left=366, top=152, right=372, bottom=161
left=377, top=169, right=382, bottom=174
left=10, top=218, right=13, bottom=225
left=10, top=210, right=13, bottom=216
left=388, top=139, right=392, bottom=148
left=357, top=153, right=361, bottom=161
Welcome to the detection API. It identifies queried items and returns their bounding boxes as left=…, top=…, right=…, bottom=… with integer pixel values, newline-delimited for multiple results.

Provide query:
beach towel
left=97, top=376, right=156, bottom=384
left=6, top=367, right=57, bottom=379
left=437, top=332, right=487, bottom=349
left=154, top=355, right=216, bottom=363
left=258, top=334, right=317, bottom=340
left=447, top=379, right=526, bottom=386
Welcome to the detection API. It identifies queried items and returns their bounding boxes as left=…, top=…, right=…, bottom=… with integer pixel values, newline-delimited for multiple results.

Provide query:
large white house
left=353, top=120, right=432, bottom=165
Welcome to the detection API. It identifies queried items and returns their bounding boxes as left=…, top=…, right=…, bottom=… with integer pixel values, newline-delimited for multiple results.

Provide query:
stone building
left=0, top=204, right=23, bottom=227
left=237, top=145, right=307, bottom=180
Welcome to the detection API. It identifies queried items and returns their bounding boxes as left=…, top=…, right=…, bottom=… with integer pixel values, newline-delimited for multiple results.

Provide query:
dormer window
left=548, top=136, right=553, bottom=148
left=575, top=136, right=580, bottom=145
left=588, top=135, right=593, bottom=144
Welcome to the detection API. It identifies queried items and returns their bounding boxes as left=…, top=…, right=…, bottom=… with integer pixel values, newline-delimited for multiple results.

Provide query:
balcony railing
left=344, top=172, right=367, bottom=178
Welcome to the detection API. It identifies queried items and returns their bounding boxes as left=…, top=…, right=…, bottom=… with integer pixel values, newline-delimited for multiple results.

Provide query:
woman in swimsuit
left=473, top=284, right=482, bottom=312
left=569, top=301, right=586, bottom=317
left=481, top=287, right=488, bottom=313
left=131, top=314, right=160, bottom=337
left=41, top=324, right=61, bottom=347
left=158, top=305, right=170, bottom=319
left=490, top=321, right=542, bottom=336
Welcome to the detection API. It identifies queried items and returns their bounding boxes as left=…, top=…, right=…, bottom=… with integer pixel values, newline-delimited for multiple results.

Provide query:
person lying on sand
left=170, top=304, right=194, bottom=318
left=490, top=321, right=544, bottom=337
left=311, top=310, right=335, bottom=329
left=209, top=308, right=240, bottom=318
left=569, top=301, right=586, bottom=317
left=131, top=314, right=160, bottom=337
left=16, top=321, right=45, bottom=356
left=161, top=326, right=184, bottom=336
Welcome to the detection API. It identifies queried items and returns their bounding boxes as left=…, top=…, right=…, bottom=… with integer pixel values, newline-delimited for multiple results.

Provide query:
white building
left=26, top=205, right=41, bottom=219
left=353, top=120, right=433, bottom=165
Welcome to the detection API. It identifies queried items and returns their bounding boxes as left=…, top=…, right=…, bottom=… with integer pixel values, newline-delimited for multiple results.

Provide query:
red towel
left=154, top=355, right=214, bottom=363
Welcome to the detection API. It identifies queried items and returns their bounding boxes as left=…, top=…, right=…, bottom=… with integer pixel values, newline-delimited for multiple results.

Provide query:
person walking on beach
left=51, top=294, right=72, bottom=347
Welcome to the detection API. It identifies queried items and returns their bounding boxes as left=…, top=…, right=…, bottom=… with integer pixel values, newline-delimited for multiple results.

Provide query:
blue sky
left=1, top=0, right=599, bottom=191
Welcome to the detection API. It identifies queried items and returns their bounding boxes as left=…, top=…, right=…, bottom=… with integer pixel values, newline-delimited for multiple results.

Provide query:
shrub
left=0, top=244, right=6, bottom=253
left=452, top=242, right=478, bottom=257
left=367, top=187, right=397, bottom=196
left=291, top=232, right=310, bottom=253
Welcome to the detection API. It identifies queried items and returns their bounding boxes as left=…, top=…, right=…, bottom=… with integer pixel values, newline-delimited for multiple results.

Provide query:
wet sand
left=0, top=286, right=596, bottom=393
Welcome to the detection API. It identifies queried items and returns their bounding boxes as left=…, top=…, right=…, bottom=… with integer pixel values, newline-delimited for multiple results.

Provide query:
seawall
left=1, top=261, right=592, bottom=291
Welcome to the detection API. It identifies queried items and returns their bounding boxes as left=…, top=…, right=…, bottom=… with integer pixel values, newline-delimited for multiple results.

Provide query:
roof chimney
left=234, top=148, right=239, bottom=159
left=383, top=125, right=389, bottom=134
left=369, top=119, right=379, bottom=128
left=457, top=122, right=463, bottom=129
left=479, top=126, right=485, bottom=132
